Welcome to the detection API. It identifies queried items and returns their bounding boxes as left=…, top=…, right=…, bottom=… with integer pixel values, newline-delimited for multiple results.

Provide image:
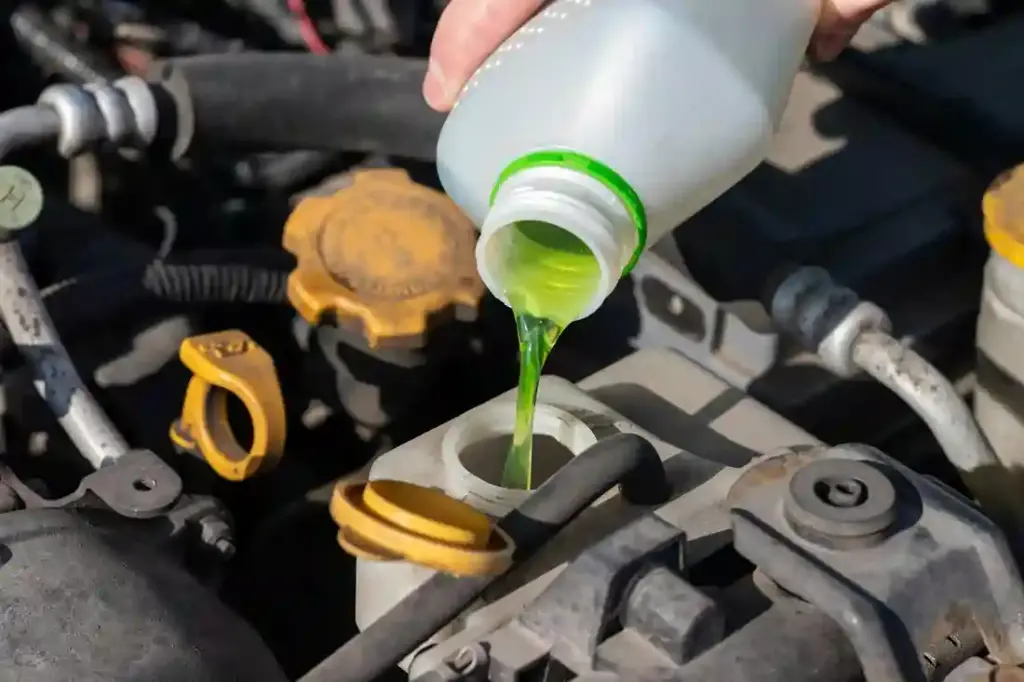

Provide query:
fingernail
left=423, top=59, right=451, bottom=111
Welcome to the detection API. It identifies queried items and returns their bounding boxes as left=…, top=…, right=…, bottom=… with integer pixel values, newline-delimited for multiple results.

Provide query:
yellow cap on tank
left=330, top=480, right=514, bottom=576
left=984, top=165, right=1024, bottom=268
left=283, top=168, right=484, bottom=349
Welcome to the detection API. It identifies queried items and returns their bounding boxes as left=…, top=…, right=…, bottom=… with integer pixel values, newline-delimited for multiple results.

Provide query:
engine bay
left=1, top=1, right=1024, bottom=680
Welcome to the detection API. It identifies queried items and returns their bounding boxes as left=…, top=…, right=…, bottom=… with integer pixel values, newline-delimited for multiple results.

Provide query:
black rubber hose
left=10, top=5, right=121, bottom=83
left=299, top=433, right=671, bottom=682
left=153, top=52, right=445, bottom=160
left=0, top=251, right=292, bottom=362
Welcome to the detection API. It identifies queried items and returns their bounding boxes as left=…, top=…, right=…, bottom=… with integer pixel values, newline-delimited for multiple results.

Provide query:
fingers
left=811, top=0, right=892, bottom=59
left=424, top=0, right=547, bottom=111
left=423, top=0, right=897, bottom=108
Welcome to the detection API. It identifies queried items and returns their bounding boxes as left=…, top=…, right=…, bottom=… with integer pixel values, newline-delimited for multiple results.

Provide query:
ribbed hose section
left=0, top=253, right=292, bottom=363
left=140, top=261, right=290, bottom=303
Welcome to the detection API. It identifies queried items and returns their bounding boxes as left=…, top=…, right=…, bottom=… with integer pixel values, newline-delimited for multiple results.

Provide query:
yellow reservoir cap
left=330, top=480, right=514, bottom=576
left=169, top=330, right=286, bottom=482
left=984, top=165, right=1024, bottom=268
left=283, top=168, right=485, bottom=349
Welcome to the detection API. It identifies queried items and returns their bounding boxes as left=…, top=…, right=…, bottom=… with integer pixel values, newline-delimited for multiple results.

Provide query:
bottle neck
left=476, top=166, right=637, bottom=323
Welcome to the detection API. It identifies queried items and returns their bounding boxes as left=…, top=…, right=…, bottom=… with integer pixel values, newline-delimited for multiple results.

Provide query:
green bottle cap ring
left=489, top=151, right=648, bottom=275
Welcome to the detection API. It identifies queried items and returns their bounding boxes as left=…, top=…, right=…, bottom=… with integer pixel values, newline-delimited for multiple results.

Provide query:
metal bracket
left=630, top=251, right=779, bottom=388
left=465, top=513, right=722, bottom=680
left=0, top=449, right=181, bottom=518
left=727, top=444, right=1024, bottom=682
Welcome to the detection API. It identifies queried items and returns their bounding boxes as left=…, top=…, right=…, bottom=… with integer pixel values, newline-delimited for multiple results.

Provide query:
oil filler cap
left=283, top=168, right=484, bottom=349
left=330, top=480, right=514, bottom=576
left=984, top=164, right=1024, bottom=268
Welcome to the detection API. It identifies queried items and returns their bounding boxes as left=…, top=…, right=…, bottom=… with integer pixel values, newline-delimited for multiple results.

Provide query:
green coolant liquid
left=498, top=220, right=601, bottom=490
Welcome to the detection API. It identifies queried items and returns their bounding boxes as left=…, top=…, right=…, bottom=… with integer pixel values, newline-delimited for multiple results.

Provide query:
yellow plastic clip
left=170, top=330, right=286, bottom=481
left=330, top=480, right=515, bottom=577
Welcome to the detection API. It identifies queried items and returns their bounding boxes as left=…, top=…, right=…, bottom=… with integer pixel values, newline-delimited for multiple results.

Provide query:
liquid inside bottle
left=498, top=221, right=601, bottom=490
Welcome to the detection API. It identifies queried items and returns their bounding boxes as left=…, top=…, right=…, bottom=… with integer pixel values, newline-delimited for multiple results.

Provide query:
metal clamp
left=170, top=330, right=287, bottom=482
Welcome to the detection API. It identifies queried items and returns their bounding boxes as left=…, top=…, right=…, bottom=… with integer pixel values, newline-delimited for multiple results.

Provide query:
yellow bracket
left=169, top=330, right=287, bottom=482
left=331, top=480, right=515, bottom=576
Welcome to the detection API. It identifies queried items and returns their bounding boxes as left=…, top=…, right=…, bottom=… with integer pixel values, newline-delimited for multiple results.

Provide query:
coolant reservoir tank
left=354, top=389, right=603, bottom=669
left=975, top=165, right=1024, bottom=471
left=283, top=168, right=484, bottom=349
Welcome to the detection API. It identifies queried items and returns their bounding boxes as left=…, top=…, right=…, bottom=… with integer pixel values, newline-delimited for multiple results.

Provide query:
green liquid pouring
left=496, top=220, right=601, bottom=490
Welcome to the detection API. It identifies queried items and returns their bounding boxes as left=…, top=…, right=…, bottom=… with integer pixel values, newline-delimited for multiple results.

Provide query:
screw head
left=785, top=458, right=898, bottom=543
left=816, top=476, right=868, bottom=508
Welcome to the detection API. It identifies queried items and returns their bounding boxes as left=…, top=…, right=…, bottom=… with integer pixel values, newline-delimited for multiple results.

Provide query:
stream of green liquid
left=501, top=312, right=563, bottom=490
left=496, top=220, right=602, bottom=490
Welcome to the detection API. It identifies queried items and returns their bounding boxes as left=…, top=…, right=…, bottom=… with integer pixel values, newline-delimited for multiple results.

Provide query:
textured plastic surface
left=437, top=0, right=818, bottom=311
left=283, top=168, right=483, bottom=348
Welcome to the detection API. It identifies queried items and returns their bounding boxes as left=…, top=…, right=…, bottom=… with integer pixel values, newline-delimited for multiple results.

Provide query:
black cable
left=299, top=433, right=671, bottom=682
left=0, top=250, right=293, bottom=363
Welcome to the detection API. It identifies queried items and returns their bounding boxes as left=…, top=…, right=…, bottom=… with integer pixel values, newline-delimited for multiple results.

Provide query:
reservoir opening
left=483, top=220, right=601, bottom=326
left=460, top=434, right=576, bottom=488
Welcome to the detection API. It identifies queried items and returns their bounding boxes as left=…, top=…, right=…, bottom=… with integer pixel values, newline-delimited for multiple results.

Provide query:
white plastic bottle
left=436, top=0, right=820, bottom=324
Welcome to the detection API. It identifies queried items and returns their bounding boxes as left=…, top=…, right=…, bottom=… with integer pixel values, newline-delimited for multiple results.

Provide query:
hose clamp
left=170, top=330, right=287, bottom=481
left=37, top=84, right=105, bottom=157
left=37, top=77, right=158, bottom=156
left=769, top=266, right=891, bottom=377
left=83, top=83, right=134, bottom=146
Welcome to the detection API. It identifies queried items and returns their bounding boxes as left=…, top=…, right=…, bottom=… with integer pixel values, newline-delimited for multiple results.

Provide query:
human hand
left=423, top=0, right=894, bottom=112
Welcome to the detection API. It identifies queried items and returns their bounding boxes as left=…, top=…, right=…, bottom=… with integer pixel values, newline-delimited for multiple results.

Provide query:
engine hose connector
left=768, top=266, right=891, bottom=378
left=36, top=76, right=157, bottom=157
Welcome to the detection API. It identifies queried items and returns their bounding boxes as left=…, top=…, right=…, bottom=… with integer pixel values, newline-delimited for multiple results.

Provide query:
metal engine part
left=412, top=442, right=1024, bottom=682
left=0, top=508, right=286, bottom=681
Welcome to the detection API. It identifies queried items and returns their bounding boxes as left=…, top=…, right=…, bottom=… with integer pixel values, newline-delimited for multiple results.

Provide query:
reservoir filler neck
left=477, top=152, right=645, bottom=322
left=490, top=150, right=647, bottom=273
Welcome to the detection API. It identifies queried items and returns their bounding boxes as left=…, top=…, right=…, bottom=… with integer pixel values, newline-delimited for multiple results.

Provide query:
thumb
left=811, top=0, right=891, bottom=59
left=424, top=0, right=547, bottom=111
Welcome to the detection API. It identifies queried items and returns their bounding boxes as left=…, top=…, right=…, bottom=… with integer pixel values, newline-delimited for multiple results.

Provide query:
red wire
left=287, top=0, right=331, bottom=54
